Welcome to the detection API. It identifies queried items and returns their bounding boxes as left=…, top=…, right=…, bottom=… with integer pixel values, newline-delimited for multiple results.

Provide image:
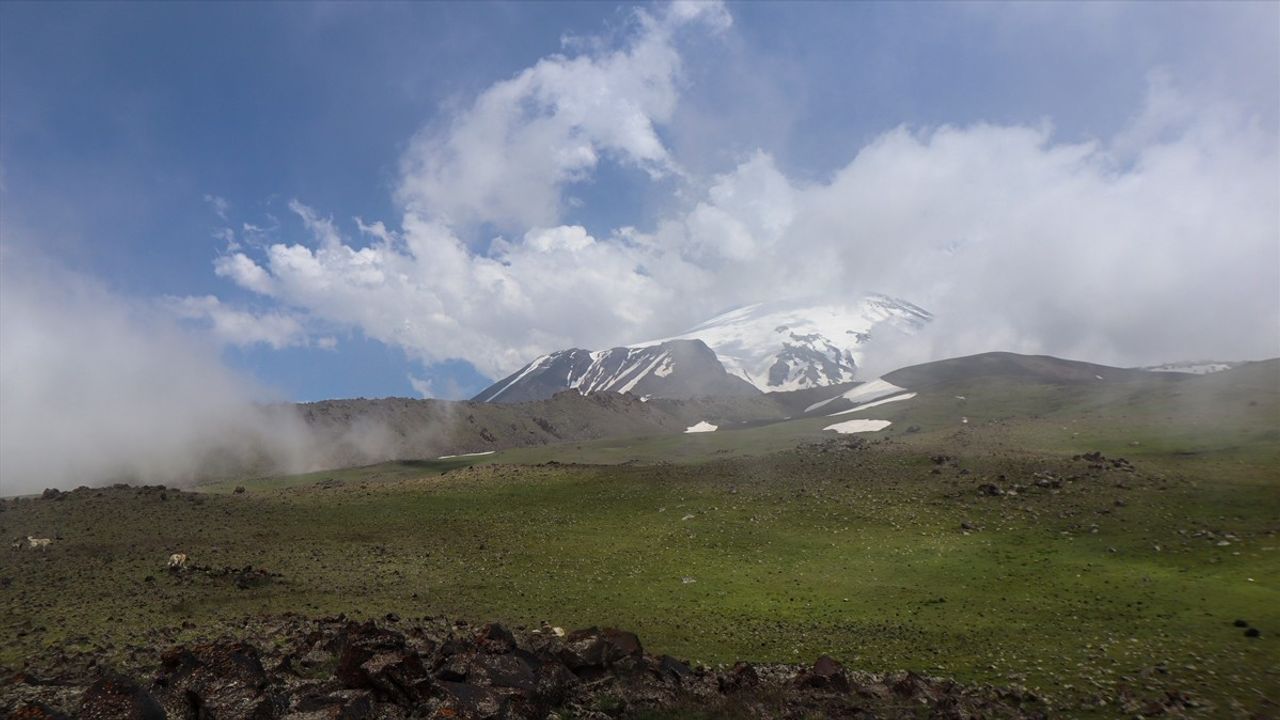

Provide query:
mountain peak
left=472, top=338, right=758, bottom=403
left=634, top=293, right=932, bottom=392
left=474, top=294, right=931, bottom=402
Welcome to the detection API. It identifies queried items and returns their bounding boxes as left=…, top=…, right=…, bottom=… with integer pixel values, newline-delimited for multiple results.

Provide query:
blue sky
left=2, top=1, right=1277, bottom=401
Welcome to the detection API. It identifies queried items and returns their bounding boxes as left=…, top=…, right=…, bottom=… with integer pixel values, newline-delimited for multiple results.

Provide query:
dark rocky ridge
left=2, top=614, right=1051, bottom=719
left=473, top=339, right=759, bottom=404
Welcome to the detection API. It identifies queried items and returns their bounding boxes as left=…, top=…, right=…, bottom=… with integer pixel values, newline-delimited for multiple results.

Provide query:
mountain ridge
left=473, top=294, right=932, bottom=403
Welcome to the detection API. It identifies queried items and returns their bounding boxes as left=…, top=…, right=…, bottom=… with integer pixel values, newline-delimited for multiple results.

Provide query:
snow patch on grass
left=824, top=419, right=892, bottom=434
left=828, top=392, right=917, bottom=416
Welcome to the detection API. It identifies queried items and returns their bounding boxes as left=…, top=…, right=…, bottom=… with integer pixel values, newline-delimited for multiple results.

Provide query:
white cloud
left=214, top=252, right=275, bottom=295
left=408, top=375, right=434, bottom=398
left=203, top=193, right=230, bottom=220
left=212, top=6, right=1278, bottom=380
left=396, top=1, right=730, bottom=231
left=166, top=295, right=310, bottom=350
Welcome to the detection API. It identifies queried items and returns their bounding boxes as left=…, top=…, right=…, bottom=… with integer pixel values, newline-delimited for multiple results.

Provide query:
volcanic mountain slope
left=881, top=351, right=1175, bottom=389
left=472, top=339, right=759, bottom=404
left=473, top=294, right=932, bottom=403
left=795, top=354, right=1279, bottom=459
left=801, top=352, right=1195, bottom=417
left=639, top=294, right=932, bottom=392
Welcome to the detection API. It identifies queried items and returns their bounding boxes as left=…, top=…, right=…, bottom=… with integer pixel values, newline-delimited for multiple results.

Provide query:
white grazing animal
left=168, top=553, right=189, bottom=569
left=27, top=537, right=52, bottom=550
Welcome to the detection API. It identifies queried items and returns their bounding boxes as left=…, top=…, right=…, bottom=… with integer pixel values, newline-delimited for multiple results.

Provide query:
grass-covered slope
left=2, top=354, right=1276, bottom=717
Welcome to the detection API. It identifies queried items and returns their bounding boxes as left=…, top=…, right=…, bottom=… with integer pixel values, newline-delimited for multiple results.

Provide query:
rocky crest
left=3, top=614, right=1048, bottom=719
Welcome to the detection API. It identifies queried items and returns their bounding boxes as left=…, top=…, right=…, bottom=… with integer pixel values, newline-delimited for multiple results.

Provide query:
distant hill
left=882, top=351, right=1173, bottom=389
left=290, top=353, right=1277, bottom=477
left=297, top=389, right=789, bottom=470
left=803, top=352, right=1187, bottom=417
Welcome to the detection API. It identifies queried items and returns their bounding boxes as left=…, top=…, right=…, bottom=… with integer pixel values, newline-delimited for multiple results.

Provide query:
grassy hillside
left=2, top=355, right=1276, bottom=717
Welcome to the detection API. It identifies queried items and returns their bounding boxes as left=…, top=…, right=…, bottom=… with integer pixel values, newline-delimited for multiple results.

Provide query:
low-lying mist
left=0, top=253, right=439, bottom=495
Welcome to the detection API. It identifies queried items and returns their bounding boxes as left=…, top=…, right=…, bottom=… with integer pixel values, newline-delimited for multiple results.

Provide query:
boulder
left=656, top=655, right=692, bottom=683
left=334, top=622, right=433, bottom=703
left=799, top=655, right=850, bottom=693
left=435, top=681, right=507, bottom=720
left=79, top=674, right=166, bottom=720
left=156, top=641, right=280, bottom=719
left=558, top=627, right=644, bottom=673
left=475, top=623, right=517, bottom=654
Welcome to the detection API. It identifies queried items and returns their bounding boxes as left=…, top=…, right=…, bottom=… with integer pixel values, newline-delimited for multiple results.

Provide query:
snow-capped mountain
left=472, top=339, right=758, bottom=403
left=634, top=294, right=932, bottom=392
left=473, top=294, right=932, bottom=403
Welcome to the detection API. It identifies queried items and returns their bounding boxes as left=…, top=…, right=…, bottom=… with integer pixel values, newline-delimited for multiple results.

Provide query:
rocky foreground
left=2, top=613, right=1053, bottom=719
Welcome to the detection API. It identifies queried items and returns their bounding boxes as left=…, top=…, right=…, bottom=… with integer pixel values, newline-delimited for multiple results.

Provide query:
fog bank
left=0, top=254, right=321, bottom=494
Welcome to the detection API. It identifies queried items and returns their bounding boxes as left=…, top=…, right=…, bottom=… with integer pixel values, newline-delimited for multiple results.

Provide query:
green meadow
left=3, top=362, right=1277, bottom=716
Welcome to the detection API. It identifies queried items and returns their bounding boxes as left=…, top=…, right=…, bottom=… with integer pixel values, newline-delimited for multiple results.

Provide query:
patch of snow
left=806, top=378, right=908, bottom=413
left=436, top=451, right=496, bottom=459
left=653, top=354, right=674, bottom=377
left=617, top=351, right=670, bottom=394
left=631, top=295, right=931, bottom=392
left=684, top=421, right=718, bottom=433
left=1142, top=361, right=1235, bottom=375
left=481, top=354, right=551, bottom=402
left=828, top=392, right=917, bottom=416
left=823, top=419, right=892, bottom=434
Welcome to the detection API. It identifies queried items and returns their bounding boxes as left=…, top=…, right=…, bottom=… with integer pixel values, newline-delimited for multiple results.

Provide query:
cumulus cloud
left=210, top=2, right=1277, bottom=380
left=397, top=1, right=730, bottom=231
left=166, top=295, right=310, bottom=350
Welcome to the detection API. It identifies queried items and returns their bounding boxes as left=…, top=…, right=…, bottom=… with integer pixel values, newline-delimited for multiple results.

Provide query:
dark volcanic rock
left=475, top=622, right=518, bottom=654
left=10, top=703, right=71, bottom=720
left=558, top=627, right=643, bottom=673
left=656, top=655, right=692, bottom=683
left=156, top=641, right=280, bottom=719
left=436, top=680, right=507, bottom=719
left=333, top=621, right=432, bottom=703
left=4, top=615, right=1053, bottom=720
left=799, top=655, right=850, bottom=693
left=79, top=674, right=166, bottom=720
